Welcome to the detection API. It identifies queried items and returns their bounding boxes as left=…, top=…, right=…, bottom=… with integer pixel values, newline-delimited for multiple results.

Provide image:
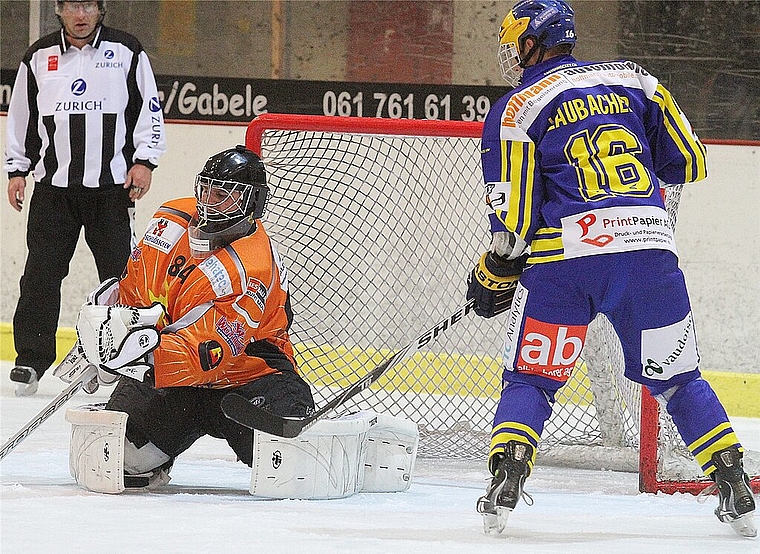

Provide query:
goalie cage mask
left=189, top=145, right=269, bottom=258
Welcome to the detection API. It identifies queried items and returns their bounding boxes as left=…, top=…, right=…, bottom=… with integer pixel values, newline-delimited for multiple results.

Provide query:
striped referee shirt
left=4, top=25, right=166, bottom=188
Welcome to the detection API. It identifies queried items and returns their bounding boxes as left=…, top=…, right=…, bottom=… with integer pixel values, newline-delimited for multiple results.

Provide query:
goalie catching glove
left=86, top=277, right=121, bottom=306
left=466, top=252, right=526, bottom=318
left=76, top=303, right=165, bottom=385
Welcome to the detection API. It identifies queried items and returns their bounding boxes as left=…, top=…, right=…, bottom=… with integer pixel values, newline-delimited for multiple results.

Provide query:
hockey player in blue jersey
left=467, top=0, right=756, bottom=538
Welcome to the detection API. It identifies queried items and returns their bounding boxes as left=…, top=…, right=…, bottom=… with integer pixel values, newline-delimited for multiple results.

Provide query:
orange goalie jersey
left=119, top=197, right=297, bottom=389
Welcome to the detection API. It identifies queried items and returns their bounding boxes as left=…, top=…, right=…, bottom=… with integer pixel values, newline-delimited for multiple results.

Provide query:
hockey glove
left=52, top=342, right=101, bottom=393
left=86, top=277, right=121, bottom=306
left=77, top=304, right=165, bottom=386
left=466, top=252, right=526, bottom=318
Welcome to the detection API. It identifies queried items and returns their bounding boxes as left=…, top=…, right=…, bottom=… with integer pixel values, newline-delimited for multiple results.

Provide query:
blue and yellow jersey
left=481, top=55, right=707, bottom=264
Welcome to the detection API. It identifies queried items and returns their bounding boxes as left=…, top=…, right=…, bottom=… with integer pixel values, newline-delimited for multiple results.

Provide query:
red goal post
left=247, top=113, right=483, bottom=151
left=246, top=113, right=759, bottom=495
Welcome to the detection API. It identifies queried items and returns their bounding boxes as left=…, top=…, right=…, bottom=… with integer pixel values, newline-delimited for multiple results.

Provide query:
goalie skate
left=476, top=440, right=533, bottom=535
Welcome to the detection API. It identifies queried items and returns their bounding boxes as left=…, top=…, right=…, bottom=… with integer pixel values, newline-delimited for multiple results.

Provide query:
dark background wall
left=1, top=0, right=758, bottom=139
left=616, top=1, right=759, bottom=140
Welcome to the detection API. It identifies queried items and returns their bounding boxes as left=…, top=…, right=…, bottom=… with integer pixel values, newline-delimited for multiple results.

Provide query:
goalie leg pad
left=65, top=404, right=128, bottom=494
left=360, top=412, right=419, bottom=493
left=250, top=414, right=371, bottom=499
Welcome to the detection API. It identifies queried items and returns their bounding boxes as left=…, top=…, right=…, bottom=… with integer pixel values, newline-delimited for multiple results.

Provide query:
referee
left=4, top=0, right=166, bottom=395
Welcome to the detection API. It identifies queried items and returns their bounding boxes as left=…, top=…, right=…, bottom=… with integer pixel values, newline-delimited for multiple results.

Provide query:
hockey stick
left=221, top=299, right=477, bottom=438
left=0, top=345, right=96, bottom=462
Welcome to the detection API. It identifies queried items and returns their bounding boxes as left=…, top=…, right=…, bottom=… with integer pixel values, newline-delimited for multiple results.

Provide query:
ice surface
left=1, top=362, right=757, bottom=553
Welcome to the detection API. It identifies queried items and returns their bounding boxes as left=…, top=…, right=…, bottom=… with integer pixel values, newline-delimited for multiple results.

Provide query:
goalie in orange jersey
left=72, top=145, right=314, bottom=490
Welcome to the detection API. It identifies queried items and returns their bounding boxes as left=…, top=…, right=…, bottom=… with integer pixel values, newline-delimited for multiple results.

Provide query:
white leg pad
left=65, top=404, right=128, bottom=494
left=250, top=413, right=371, bottom=499
left=360, top=412, right=419, bottom=493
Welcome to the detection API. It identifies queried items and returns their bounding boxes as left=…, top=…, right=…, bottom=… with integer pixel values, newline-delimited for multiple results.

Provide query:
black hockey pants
left=106, top=370, right=316, bottom=467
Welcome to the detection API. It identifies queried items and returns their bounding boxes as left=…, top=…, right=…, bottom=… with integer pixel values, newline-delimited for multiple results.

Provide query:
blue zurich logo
left=104, top=50, right=114, bottom=59
left=71, top=79, right=87, bottom=96
left=149, top=97, right=161, bottom=112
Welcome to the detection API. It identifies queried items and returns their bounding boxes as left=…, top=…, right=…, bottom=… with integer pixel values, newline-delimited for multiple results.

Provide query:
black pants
left=13, top=183, right=134, bottom=376
left=105, top=371, right=316, bottom=467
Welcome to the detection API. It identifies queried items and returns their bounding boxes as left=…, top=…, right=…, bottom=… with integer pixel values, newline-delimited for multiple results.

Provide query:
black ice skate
left=476, top=440, right=534, bottom=535
left=10, top=365, right=38, bottom=397
left=710, top=446, right=756, bottom=538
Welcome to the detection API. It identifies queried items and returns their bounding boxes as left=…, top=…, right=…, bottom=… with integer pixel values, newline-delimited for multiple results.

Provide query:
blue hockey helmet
left=498, top=0, right=576, bottom=86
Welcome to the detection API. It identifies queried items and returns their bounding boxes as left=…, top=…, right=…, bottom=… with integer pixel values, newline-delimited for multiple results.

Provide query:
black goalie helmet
left=188, top=145, right=269, bottom=258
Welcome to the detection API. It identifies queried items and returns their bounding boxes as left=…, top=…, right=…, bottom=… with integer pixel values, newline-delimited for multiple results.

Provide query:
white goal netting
left=247, top=115, right=758, bottom=491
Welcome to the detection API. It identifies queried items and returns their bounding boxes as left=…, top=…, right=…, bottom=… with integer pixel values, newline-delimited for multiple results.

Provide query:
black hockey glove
left=466, top=252, right=526, bottom=318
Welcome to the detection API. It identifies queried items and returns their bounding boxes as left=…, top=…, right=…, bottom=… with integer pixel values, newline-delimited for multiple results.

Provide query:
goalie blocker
left=65, top=405, right=418, bottom=498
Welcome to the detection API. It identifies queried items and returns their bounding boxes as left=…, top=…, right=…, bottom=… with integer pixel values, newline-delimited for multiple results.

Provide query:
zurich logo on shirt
left=104, top=50, right=115, bottom=59
left=149, top=97, right=161, bottom=112
left=71, top=79, right=87, bottom=96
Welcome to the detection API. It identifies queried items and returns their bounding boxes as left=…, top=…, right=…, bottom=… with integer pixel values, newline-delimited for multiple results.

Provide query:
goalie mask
left=498, top=0, right=576, bottom=87
left=188, top=145, right=269, bottom=259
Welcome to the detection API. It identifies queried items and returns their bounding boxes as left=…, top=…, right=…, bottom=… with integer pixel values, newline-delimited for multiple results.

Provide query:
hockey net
left=246, top=113, right=759, bottom=494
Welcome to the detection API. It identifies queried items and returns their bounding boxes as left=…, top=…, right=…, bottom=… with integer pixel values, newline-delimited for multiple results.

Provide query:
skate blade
left=15, top=380, right=38, bottom=397
left=729, top=513, right=757, bottom=538
left=483, top=506, right=512, bottom=535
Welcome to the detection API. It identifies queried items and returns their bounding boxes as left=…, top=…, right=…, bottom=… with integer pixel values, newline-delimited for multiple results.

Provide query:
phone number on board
left=322, top=90, right=491, bottom=121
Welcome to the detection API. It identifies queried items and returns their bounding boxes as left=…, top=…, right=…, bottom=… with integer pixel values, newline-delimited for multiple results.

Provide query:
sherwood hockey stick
left=0, top=344, right=96, bottom=462
left=221, top=298, right=477, bottom=438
